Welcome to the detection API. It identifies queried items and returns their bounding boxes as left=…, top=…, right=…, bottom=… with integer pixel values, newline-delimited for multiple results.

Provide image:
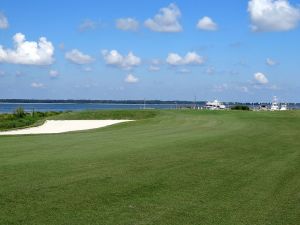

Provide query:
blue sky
left=0, top=0, right=300, bottom=102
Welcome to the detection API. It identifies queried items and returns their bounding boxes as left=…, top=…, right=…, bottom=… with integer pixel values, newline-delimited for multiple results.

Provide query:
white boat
left=280, top=103, right=288, bottom=111
left=259, top=104, right=268, bottom=111
left=270, top=96, right=279, bottom=111
left=205, top=100, right=226, bottom=110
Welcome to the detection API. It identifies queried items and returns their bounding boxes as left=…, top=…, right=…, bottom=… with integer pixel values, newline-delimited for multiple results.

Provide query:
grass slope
left=1, top=110, right=300, bottom=225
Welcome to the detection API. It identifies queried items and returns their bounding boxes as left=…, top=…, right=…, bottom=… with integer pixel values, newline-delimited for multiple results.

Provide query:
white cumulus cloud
left=65, top=49, right=94, bottom=64
left=0, top=12, right=9, bottom=29
left=49, top=70, right=59, bottom=78
left=240, top=86, right=249, bottom=93
left=0, top=33, right=54, bottom=65
left=254, top=72, right=269, bottom=84
left=125, top=74, right=139, bottom=83
left=148, top=59, right=161, bottom=72
left=78, top=19, right=97, bottom=32
left=144, top=3, right=182, bottom=32
left=166, top=53, right=182, bottom=66
left=15, top=71, right=24, bottom=77
left=266, top=58, right=278, bottom=66
left=102, top=50, right=141, bottom=70
left=248, top=0, right=300, bottom=32
left=197, top=16, right=218, bottom=31
left=205, top=66, right=215, bottom=75
left=116, top=18, right=139, bottom=31
left=149, top=65, right=160, bottom=72
left=178, top=68, right=191, bottom=74
left=31, top=82, right=44, bottom=88
left=213, top=83, right=229, bottom=92
left=166, top=52, right=204, bottom=66
left=83, top=67, right=92, bottom=72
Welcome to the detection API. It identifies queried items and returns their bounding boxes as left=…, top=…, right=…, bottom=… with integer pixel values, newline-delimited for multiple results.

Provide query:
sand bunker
left=0, top=120, right=131, bottom=135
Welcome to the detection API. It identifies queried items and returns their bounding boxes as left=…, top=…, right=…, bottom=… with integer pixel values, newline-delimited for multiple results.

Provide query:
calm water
left=0, top=103, right=178, bottom=114
left=1, top=102, right=299, bottom=114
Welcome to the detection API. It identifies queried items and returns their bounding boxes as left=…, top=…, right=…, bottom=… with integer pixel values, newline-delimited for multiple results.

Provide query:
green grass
left=51, top=109, right=159, bottom=120
left=1, top=110, right=300, bottom=225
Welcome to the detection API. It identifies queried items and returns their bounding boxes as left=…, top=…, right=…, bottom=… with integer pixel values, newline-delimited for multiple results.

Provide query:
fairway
left=1, top=110, right=300, bottom=225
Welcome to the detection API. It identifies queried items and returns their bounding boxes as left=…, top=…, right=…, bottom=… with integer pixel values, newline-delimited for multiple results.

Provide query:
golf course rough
left=1, top=110, right=300, bottom=225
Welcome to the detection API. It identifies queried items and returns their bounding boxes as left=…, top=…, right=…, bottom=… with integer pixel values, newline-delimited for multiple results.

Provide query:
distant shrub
left=34, top=111, right=46, bottom=117
left=45, top=111, right=61, bottom=117
left=30, top=111, right=61, bottom=118
left=231, top=105, right=250, bottom=111
left=13, top=107, right=26, bottom=118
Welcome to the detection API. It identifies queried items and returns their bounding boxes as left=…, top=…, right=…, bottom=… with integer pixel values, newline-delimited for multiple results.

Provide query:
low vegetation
left=231, top=105, right=250, bottom=111
left=13, top=106, right=26, bottom=118
left=0, top=107, right=61, bottom=131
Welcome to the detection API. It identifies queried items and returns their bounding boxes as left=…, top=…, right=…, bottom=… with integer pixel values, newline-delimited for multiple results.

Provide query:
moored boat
left=205, top=100, right=226, bottom=110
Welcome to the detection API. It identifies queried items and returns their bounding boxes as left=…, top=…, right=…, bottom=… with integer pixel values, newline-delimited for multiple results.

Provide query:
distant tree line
left=0, top=99, right=206, bottom=105
left=1, top=99, right=297, bottom=105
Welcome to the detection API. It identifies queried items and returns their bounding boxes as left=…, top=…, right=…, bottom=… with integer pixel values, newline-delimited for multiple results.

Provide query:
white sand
left=0, top=120, right=132, bottom=135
